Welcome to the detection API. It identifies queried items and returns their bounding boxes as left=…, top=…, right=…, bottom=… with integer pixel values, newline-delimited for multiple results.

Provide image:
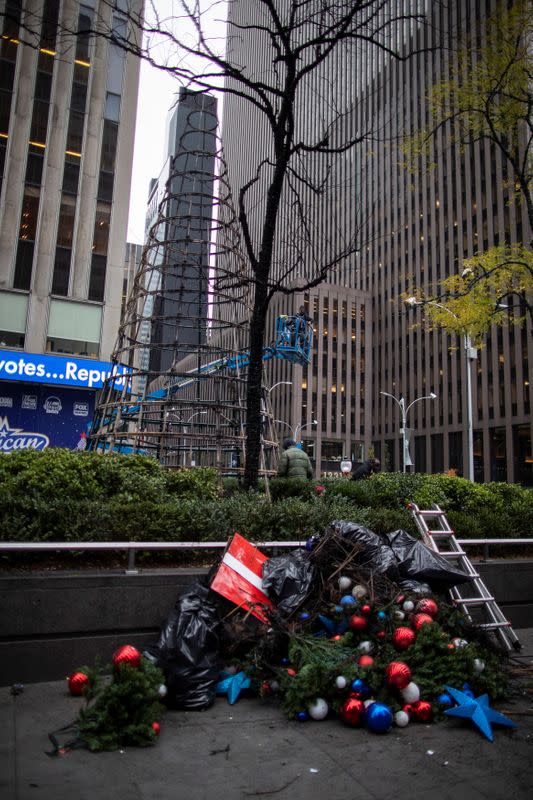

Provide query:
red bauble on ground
left=412, top=613, right=434, bottom=631
left=67, top=670, right=89, bottom=696
left=339, top=697, right=366, bottom=726
left=112, top=644, right=141, bottom=669
left=410, top=700, right=433, bottom=722
left=152, top=721, right=161, bottom=735
left=416, top=598, right=438, bottom=617
left=358, top=655, right=374, bottom=667
left=392, top=627, right=416, bottom=650
left=386, top=661, right=412, bottom=690
left=349, top=614, right=367, bottom=631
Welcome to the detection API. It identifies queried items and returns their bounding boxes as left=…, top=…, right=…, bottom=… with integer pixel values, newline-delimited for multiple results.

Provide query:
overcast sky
left=126, top=1, right=228, bottom=244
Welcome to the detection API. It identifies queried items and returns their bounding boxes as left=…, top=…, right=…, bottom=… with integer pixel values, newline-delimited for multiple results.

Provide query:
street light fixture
left=266, top=381, right=292, bottom=394
left=274, top=418, right=318, bottom=441
left=405, top=296, right=476, bottom=481
left=294, top=419, right=318, bottom=440
left=380, top=390, right=437, bottom=473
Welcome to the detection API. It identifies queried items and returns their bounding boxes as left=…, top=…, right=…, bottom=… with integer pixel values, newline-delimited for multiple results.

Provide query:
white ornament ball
left=270, top=680, right=280, bottom=692
left=393, top=610, right=405, bottom=621
left=364, top=698, right=375, bottom=709
left=335, top=676, right=347, bottom=690
left=338, top=576, right=352, bottom=591
left=402, top=600, right=415, bottom=613
left=158, top=684, right=168, bottom=698
left=452, top=638, right=469, bottom=649
left=352, top=584, right=368, bottom=599
left=358, top=640, right=374, bottom=655
left=473, top=659, right=485, bottom=674
left=401, top=682, right=420, bottom=704
left=308, top=698, right=329, bottom=721
left=394, top=710, right=410, bottom=728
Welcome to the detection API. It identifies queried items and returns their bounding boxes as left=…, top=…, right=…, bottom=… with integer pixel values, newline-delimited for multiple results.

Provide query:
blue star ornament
left=443, top=685, right=517, bottom=742
left=216, top=670, right=251, bottom=704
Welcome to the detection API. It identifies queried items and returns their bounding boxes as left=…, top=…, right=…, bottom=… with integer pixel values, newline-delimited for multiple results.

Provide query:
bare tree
left=3, top=1, right=437, bottom=486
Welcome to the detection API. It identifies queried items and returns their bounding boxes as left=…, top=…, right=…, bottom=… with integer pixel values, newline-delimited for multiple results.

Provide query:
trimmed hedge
left=0, top=451, right=532, bottom=544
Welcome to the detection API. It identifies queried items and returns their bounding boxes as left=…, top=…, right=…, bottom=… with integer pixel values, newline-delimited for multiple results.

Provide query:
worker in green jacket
left=277, top=437, right=314, bottom=479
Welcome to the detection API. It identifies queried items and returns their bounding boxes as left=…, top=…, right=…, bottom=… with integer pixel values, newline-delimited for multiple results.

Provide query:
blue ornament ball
left=280, top=657, right=290, bottom=666
left=366, top=702, right=393, bottom=734
left=351, top=679, right=371, bottom=700
left=305, top=536, right=319, bottom=551
left=296, top=711, right=309, bottom=722
left=340, top=595, right=356, bottom=607
left=377, top=611, right=387, bottom=621
left=436, top=692, right=454, bottom=707
left=299, top=611, right=311, bottom=621
left=334, top=605, right=344, bottom=614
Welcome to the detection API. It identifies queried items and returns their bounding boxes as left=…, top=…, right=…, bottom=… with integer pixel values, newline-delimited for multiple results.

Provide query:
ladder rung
left=437, top=550, right=467, bottom=557
left=427, top=530, right=453, bottom=536
left=416, top=510, right=447, bottom=517
left=478, top=621, right=512, bottom=630
left=456, top=596, right=495, bottom=605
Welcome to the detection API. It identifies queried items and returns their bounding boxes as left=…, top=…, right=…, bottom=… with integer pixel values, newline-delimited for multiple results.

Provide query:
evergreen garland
left=77, top=659, right=165, bottom=751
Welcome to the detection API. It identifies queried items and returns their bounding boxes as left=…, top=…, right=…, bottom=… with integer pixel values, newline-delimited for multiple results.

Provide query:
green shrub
left=1, top=451, right=532, bottom=546
left=164, top=467, right=220, bottom=500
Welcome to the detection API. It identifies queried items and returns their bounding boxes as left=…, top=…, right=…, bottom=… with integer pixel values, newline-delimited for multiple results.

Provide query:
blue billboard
left=0, top=349, right=129, bottom=389
left=0, top=382, right=95, bottom=451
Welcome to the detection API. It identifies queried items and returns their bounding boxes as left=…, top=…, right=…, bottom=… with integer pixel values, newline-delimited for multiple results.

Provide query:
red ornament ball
left=112, top=644, right=141, bottom=669
left=151, top=721, right=161, bottom=736
left=410, top=700, right=433, bottom=723
left=287, top=668, right=297, bottom=677
left=392, top=627, right=416, bottom=650
left=402, top=704, right=413, bottom=718
left=349, top=614, right=367, bottom=631
left=376, top=630, right=387, bottom=640
left=412, top=613, right=434, bottom=631
left=386, top=661, right=412, bottom=690
left=361, top=604, right=372, bottom=615
left=358, top=655, right=374, bottom=667
left=331, top=634, right=343, bottom=641
left=339, top=697, right=366, bottom=727
left=67, top=670, right=89, bottom=696
left=416, top=598, right=438, bottom=617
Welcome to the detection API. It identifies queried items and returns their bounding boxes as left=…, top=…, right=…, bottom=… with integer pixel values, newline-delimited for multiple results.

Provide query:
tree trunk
left=243, top=289, right=268, bottom=488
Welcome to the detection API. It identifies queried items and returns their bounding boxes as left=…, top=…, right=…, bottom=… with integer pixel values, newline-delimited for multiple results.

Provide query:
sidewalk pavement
left=1, top=631, right=532, bottom=800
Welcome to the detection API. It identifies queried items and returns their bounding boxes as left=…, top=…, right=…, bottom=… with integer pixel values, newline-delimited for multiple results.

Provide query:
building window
left=13, top=191, right=40, bottom=289
left=46, top=298, right=101, bottom=357
left=0, top=291, right=28, bottom=349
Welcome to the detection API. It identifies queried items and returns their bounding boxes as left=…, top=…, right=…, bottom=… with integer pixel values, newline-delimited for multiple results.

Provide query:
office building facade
left=0, top=0, right=141, bottom=449
left=220, top=0, right=532, bottom=483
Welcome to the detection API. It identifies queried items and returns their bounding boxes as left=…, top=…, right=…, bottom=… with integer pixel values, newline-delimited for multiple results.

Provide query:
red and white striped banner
left=210, top=532, right=273, bottom=622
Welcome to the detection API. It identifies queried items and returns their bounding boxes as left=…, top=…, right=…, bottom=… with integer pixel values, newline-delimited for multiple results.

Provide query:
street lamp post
left=406, top=297, right=477, bottom=481
left=380, top=391, right=437, bottom=473
left=181, top=410, right=207, bottom=467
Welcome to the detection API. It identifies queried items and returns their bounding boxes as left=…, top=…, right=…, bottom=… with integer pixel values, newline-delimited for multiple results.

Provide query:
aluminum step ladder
left=408, top=502, right=521, bottom=651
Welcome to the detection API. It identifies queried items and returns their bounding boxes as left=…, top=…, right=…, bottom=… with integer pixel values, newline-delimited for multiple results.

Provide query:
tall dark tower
left=149, top=89, right=217, bottom=374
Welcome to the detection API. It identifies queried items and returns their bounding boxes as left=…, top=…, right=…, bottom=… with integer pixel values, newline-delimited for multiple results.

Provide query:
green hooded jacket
left=277, top=446, right=313, bottom=479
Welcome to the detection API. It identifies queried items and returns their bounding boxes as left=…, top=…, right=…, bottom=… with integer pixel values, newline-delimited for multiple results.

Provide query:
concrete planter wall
left=1, top=561, right=532, bottom=686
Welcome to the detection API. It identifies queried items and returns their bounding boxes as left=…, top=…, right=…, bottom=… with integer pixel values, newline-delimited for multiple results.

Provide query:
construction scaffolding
left=88, top=93, right=310, bottom=476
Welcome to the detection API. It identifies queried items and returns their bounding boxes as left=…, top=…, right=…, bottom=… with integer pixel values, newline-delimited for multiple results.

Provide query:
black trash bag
left=145, top=581, right=221, bottom=711
left=384, top=529, right=472, bottom=589
left=397, top=578, right=433, bottom=596
left=327, top=520, right=400, bottom=581
left=262, top=549, right=314, bottom=616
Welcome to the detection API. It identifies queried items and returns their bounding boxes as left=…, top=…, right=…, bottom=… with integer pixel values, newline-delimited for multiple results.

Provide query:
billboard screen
left=0, top=382, right=95, bottom=451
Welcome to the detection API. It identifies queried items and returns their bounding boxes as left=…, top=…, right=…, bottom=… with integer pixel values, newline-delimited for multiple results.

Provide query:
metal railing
left=1, top=538, right=533, bottom=574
